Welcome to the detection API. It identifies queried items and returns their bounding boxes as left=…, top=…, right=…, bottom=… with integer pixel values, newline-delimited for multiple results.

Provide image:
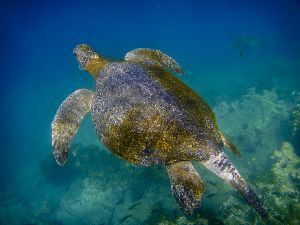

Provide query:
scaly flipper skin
left=124, top=48, right=184, bottom=74
left=52, top=89, right=94, bottom=166
left=167, top=161, right=205, bottom=215
left=202, top=151, right=268, bottom=218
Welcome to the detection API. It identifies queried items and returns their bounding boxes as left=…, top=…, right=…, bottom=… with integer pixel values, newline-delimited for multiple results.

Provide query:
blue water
left=1, top=0, right=300, bottom=224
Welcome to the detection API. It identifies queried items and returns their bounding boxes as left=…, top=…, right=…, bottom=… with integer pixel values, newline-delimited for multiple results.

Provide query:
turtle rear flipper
left=166, top=161, right=205, bottom=215
left=51, top=89, right=94, bottom=166
left=202, top=151, right=268, bottom=219
left=124, top=48, right=184, bottom=74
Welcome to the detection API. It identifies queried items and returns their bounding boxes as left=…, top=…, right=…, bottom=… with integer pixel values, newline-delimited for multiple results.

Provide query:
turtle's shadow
left=39, top=143, right=128, bottom=190
left=39, top=151, right=82, bottom=189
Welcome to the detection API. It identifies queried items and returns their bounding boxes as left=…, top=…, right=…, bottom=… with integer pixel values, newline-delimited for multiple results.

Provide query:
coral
left=218, top=195, right=258, bottom=225
left=257, top=142, right=300, bottom=224
left=142, top=202, right=209, bottom=225
left=291, top=91, right=300, bottom=136
left=214, top=142, right=300, bottom=225
left=56, top=178, right=116, bottom=225
left=271, top=142, right=300, bottom=185
left=214, top=88, right=290, bottom=143
left=157, top=215, right=208, bottom=225
left=213, top=88, right=294, bottom=172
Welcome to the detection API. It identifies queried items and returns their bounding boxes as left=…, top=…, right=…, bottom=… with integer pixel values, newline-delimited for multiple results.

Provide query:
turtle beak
left=73, top=44, right=94, bottom=69
left=73, top=44, right=108, bottom=79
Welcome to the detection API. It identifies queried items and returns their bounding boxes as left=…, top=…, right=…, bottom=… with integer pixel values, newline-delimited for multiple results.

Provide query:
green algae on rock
left=213, top=88, right=293, bottom=171
left=258, top=142, right=300, bottom=224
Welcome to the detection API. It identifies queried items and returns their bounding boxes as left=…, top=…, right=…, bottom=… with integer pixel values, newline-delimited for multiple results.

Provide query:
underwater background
left=1, top=0, right=300, bottom=224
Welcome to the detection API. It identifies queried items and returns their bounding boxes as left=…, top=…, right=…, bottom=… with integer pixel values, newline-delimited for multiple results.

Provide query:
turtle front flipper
left=166, top=161, right=205, bottom=215
left=51, top=89, right=94, bottom=166
left=124, top=48, right=184, bottom=74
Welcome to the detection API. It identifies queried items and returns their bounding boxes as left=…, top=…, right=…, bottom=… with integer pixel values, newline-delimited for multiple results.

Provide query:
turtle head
left=73, top=44, right=108, bottom=79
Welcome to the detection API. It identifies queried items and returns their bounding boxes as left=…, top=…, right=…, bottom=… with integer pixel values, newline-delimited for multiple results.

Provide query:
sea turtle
left=51, top=44, right=267, bottom=218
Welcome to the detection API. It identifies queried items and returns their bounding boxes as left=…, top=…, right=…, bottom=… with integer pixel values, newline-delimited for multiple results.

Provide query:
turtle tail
left=201, top=151, right=268, bottom=219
